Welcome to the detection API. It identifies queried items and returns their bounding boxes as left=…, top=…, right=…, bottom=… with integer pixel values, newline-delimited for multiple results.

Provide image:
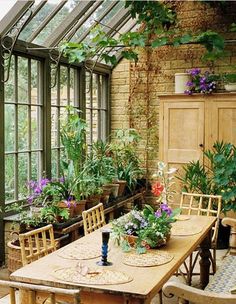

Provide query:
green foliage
left=178, top=141, right=236, bottom=213
left=222, top=73, right=236, bottom=83
left=60, top=106, right=87, bottom=176
left=109, top=129, right=144, bottom=190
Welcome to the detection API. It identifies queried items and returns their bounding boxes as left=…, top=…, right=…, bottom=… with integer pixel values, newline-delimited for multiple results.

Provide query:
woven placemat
left=122, top=250, right=174, bottom=267
left=57, top=242, right=104, bottom=260
left=171, top=222, right=202, bottom=236
left=53, top=266, right=133, bottom=285
left=175, top=215, right=190, bottom=221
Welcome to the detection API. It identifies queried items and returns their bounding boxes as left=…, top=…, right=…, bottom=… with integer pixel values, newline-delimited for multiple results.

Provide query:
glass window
left=4, top=55, right=43, bottom=202
left=51, top=65, right=77, bottom=178
left=85, top=71, right=108, bottom=147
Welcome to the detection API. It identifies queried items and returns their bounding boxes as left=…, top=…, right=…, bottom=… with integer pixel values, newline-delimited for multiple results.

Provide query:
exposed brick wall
left=111, top=1, right=236, bottom=178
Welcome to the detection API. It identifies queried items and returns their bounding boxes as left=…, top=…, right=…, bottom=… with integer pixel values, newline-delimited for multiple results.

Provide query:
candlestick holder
left=97, top=229, right=112, bottom=266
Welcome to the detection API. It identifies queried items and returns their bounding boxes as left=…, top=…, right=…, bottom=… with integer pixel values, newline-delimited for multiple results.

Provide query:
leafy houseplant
left=222, top=73, right=236, bottom=92
left=178, top=141, right=236, bottom=213
left=109, top=129, right=144, bottom=193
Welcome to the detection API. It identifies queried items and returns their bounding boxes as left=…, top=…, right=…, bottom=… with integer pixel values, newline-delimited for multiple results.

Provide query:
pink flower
left=152, top=182, right=164, bottom=196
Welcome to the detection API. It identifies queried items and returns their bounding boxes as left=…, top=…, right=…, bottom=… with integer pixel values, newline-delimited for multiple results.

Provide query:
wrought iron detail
left=49, top=48, right=63, bottom=88
left=1, top=8, right=33, bottom=82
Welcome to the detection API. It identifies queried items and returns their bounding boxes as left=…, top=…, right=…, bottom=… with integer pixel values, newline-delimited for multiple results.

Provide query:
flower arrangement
left=112, top=204, right=178, bottom=253
left=184, top=68, right=217, bottom=95
left=112, top=162, right=179, bottom=253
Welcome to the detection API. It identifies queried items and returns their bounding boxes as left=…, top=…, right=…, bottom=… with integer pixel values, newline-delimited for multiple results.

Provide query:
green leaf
left=151, top=37, right=168, bottom=47
left=180, top=34, right=192, bottom=44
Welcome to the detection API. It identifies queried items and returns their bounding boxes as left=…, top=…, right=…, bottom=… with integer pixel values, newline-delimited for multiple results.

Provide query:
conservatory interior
left=0, top=1, right=236, bottom=303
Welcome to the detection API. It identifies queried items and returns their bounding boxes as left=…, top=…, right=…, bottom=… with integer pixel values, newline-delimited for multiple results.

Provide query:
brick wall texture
left=111, top=1, right=236, bottom=177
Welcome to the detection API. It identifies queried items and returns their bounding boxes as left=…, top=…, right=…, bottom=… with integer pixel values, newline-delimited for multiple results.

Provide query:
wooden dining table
left=10, top=215, right=216, bottom=304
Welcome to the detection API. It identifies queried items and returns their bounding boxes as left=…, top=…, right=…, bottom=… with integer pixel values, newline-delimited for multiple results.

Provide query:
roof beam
left=44, top=1, right=96, bottom=47
left=0, top=1, right=34, bottom=36
left=28, top=1, right=67, bottom=43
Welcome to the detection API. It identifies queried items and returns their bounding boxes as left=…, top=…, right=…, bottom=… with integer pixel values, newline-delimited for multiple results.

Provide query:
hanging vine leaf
left=121, top=50, right=139, bottom=62
left=151, top=37, right=168, bottom=47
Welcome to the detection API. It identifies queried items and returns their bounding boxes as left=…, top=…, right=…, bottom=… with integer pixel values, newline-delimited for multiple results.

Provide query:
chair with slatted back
left=178, top=192, right=222, bottom=285
left=82, top=203, right=106, bottom=235
left=0, top=279, right=80, bottom=304
left=163, top=281, right=236, bottom=304
left=19, top=224, right=56, bottom=266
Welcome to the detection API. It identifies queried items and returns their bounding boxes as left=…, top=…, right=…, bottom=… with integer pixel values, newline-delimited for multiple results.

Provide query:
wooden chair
left=178, top=192, right=222, bottom=285
left=0, top=279, right=80, bottom=304
left=82, top=203, right=106, bottom=235
left=163, top=281, right=236, bottom=304
left=19, top=224, right=56, bottom=266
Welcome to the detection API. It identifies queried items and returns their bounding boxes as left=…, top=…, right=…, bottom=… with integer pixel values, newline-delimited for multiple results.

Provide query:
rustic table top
left=11, top=215, right=216, bottom=301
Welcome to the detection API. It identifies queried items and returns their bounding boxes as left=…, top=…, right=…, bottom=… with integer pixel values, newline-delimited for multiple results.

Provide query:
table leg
left=199, top=229, right=212, bottom=289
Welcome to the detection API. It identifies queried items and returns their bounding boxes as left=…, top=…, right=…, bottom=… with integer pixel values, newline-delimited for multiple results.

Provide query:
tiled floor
left=0, top=249, right=228, bottom=304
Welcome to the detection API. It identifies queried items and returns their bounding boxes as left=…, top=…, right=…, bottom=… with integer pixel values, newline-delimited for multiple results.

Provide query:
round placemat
left=171, top=223, right=202, bottom=236
left=57, top=242, right=103, bottom=260
left=122, top=250, right=174, bottom=267
left=53, top=267, right=133, bottom=285
left=175, top=215, right=190, bottom=221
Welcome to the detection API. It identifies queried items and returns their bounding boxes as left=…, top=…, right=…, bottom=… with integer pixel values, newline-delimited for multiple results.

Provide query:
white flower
left=167, top=167, right=177, bottom=174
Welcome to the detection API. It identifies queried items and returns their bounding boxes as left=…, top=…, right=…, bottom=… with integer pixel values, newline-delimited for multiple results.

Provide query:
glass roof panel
left=69, top=0, right=115, bottom=43
left=32, top=0, right=79, bottom=46
left=83, top=1, right=124, bottom=44
left=0, top=1, right=18, bottom=22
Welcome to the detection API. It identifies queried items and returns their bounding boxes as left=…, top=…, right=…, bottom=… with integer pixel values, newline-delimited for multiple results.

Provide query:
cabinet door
left=211, top=101, right=236, bottom=146
left=160, top=101, right=204, bottom=167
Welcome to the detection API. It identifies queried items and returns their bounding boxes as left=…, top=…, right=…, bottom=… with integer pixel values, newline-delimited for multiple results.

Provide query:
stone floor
left=0, top=249, right=228, bottom=304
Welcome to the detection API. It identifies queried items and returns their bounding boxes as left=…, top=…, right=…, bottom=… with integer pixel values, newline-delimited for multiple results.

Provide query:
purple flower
left=186, top=81, right=194, bottom=87
left=40, top=178, right=50, bottom=187
left=27, top=195, right=34, bottom=204
left=160, top=203, right=172, bottom=216
left=184, top=90, right=193, bottom=95
left=59, top=177, right=65, bottom=183
left=155, top=210, right=162, bottom=218
left=188, top=68, right=201, bottom=76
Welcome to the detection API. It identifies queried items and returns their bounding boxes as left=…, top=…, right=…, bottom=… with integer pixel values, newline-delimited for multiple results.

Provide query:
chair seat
left=205, top=255, right=236, bottom=294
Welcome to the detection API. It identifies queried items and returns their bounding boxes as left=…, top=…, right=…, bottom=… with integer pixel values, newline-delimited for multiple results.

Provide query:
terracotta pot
left=116, top=180, right=127, bottom=196
left=73, top=200, right=86, bottom=216
left=57, top=201, right=75, bottom=218
left=123, top=234, right=138, bottom=247
left=104, top=183, right=119, bottom=198
left=101, top=188, right=111, bottom=204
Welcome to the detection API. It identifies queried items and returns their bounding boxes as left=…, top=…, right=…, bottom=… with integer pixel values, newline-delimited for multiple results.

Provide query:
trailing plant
left=60, top=1, right=227, bottom=65
left=178, top=141, right=236, bottom=213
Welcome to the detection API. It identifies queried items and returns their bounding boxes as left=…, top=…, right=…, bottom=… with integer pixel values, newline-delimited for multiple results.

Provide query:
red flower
left=152, top=182, right=164, bottom=196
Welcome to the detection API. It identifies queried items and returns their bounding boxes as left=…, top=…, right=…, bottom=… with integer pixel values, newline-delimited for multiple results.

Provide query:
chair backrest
left=179, top=192, right=222, bottom=244
left=19, top=224, right=56, bottom=266
left=163, top=281, right=236, bottom=304
left=0, top=279, right=80, bottom=304
left=82, top=203, right=106, bottom=235
left=222, top=217, right=236, bottom=255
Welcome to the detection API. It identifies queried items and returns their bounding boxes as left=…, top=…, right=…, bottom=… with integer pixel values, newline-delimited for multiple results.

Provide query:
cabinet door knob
left=199, top=144, right=204, bottom=148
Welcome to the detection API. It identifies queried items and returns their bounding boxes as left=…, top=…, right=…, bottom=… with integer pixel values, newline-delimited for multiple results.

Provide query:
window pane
left=18, top=57, right=28, bottom=103
left=31, top=152, right=39, bottom=182
left=31, top=60, right=39, bottom=105
left=60, top=66, right=68, bottom=106
left=5, top=154, right=15, bottom=201
left=5, top=57, right=15, bottom=102
left=5, top=104, right=15, bottom=152
left=51, top=107, right=59, bottom=147
left=92, top=110, right=98, bottom=142
left=31, top=106, right=41, bottom=150
left=51, top=149, right=58, bottom=178
left=18, top=105, right=28, bottom=150
left=18, top=153, right=28, bottom=200
left=70, top=68, right=75, bottom=105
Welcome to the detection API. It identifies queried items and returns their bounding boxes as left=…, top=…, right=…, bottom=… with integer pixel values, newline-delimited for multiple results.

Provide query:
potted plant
left=184, top=68, right=218, bottom=95
left=222, top=73, right=236, bottom=92
left=178, top=141, right=236, bottom=248
left=109, top=129, right=144, bottom=195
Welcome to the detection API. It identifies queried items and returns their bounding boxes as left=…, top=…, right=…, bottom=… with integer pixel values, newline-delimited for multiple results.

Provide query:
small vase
left=175, top=73, right=190, bottom=93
